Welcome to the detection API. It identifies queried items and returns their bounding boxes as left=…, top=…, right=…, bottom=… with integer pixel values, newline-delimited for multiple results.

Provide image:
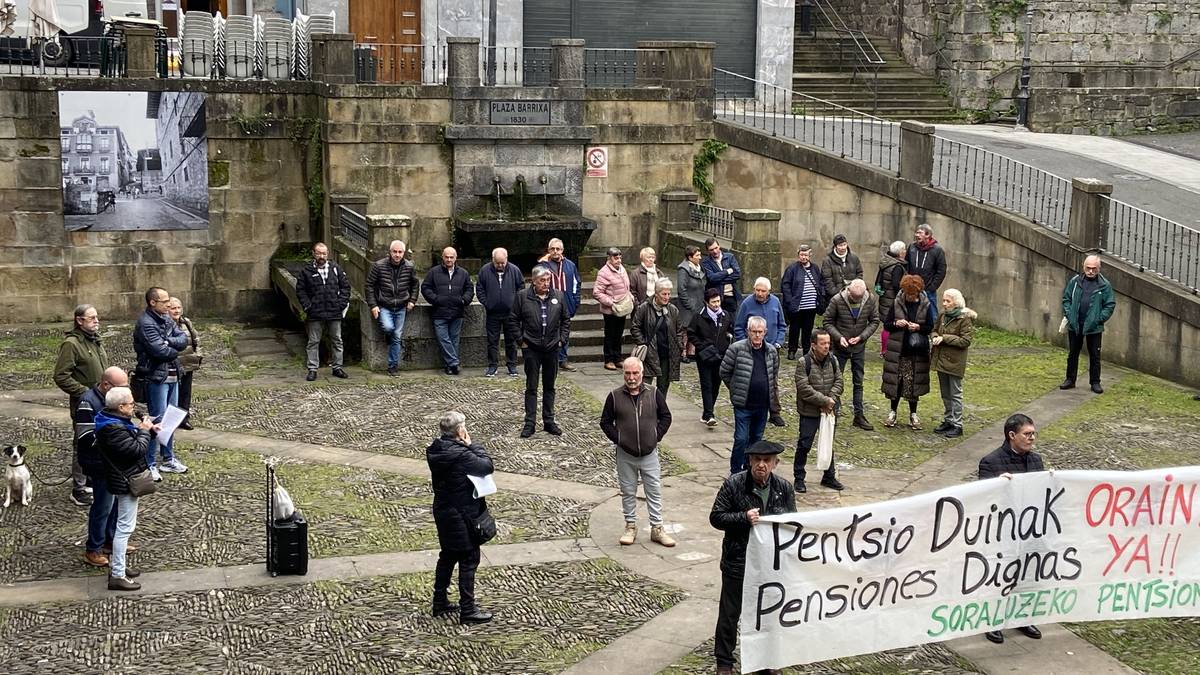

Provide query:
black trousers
left=715, top=571, right=743, bottom=668
left=834, top=349, right=865, bottom=415
left=485, top=310, right=520, bottom=369
left=178, top=371, right=194, bottom=418
left=697, top=360, right=722, bottom=418
left=720, top=296, right=738, bottom=315
left=1066, top=330, right=1103, bottom=385
left=602, top=313, right=626, bottom=364
left=795, top=414, right=835, bottom=484
left=786, top=309, right=818, bottom=355
left=523, top=346, right=558, bottom=425
left=644, top=375, right=671, bottom=397
left=434, top=546, right=481, bottom=612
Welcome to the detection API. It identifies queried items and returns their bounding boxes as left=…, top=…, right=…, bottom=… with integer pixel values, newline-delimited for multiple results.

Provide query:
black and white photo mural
left=59, top=90, right=208, bottom=231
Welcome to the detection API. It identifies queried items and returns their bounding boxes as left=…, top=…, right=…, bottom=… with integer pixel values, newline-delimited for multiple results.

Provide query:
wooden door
left=350, top=0, right=422, bottom=83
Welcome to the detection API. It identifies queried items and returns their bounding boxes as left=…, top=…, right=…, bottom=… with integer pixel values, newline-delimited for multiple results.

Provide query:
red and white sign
left=585, top=146, right=608, bottom=178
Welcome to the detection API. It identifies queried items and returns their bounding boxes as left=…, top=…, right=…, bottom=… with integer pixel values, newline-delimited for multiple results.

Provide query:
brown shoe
left=83, top=550, right=109, bottom=567
left=650, top=525, right=676, bottom=547
left=559, top=361, right=578, bottom=372
left=604, top=362, right=618, bottom=371
left=101, top=542, right=136, bottom=555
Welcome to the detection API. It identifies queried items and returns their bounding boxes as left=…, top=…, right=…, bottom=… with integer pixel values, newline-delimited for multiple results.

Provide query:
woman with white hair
left=630, top=278, right=686, bottom=395
left=930, top=289, right=976, bottom=438
left=875, top=240, right=907, bottom=357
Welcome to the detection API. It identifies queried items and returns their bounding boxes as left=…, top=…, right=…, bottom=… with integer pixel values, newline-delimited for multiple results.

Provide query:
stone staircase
left=791, top=34, right=960, bottom=123
left=559, top=280, right=633, bottom=364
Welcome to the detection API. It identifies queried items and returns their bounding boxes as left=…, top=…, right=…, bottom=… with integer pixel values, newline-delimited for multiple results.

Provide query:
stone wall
left=0, top=79, right=314, bottom=322
left=1032, top=87, right=1200, bottom=135
left=711, top=121, right=1200, bottom=388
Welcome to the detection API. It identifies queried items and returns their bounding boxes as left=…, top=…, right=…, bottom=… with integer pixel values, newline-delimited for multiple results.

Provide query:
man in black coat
left=709, top=440, right=796, bottom=675
left=421, top=247, right=475, bottom=375
left=978, top=413, right=1045, bottom=645
left=427, top=410, right=494, bottom=625
left=907, top=223, right=948, bottom=322
left=511, top=265, right=570, bottom=438
left=365, top=240, right=418, bottom=376
left=296, top=242, right=351, bottom=382
left=476, top=247, right=524, bottom=378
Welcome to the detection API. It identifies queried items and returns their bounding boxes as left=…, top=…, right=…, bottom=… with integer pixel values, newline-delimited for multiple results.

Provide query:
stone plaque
left=489, top=100, right=551, bottom=125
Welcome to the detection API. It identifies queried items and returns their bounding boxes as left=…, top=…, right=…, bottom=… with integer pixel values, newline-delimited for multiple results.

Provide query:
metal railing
left=810, top=0, right=885, bottom=66
left=1105, top=198, right=1199, bottom=293
left=931, top=135, right=1071, bottom=233
left=482, top=46, right=552, bottom=86
left=337, top=205, right=368, bottom=251
left=690, top=203, right=735, bottom=241
left=714, top=68, right=899, bottom=172
left=354, top=43, right=446, bottom=84
left=584, top=48, right=667, bottom=88
left=0, top=36, right=125, bottom=77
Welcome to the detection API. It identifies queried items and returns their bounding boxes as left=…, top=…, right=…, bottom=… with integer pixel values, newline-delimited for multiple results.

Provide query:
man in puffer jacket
left=95, top=386, right=158, bottom=592
left=297, top=242, right=352, bottom=381
left=793, top=329, right=844, bottom=493
left=133, top=286, right=189, bottom=478
left=719, top=316, right=779, bottom=475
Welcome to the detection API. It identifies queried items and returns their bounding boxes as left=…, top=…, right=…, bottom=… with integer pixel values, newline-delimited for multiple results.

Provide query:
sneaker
left=943, top=425, right=963, bottom=438
left=507, top=366, right=519, bottom=377
left=149, top=466, right=162, bottom=482
left=332, top=368, right=349, bottom=379
left=159, top=458, right=188, bottom=474
left=306, top=370, right=317, bottom=381
left=544, top=421, right=563, bottom=436
left=387, top=365, right=398, bottom=377
left=706, top=416, right=718, bottom=428
left=650, top=525, right=676, bottom=547
left=852, top=414, right=875, bottom=431
left=70, top=487, right=93, bottom=506
left=769, top=414, right=787, bottom=427
left=107, top=576, right=141, bottom=592
left=820, top=476, right=845, bottom=491
left=83, top=550, right=109, bottom=567
left=909, top=413, right=922, bottom=430
left=485, top=366, right=498, bottom=377
left=619, top=522, right=637, bottom=545
left=83, top=485, right=94, bottom=494
left=884, top=411, right=897, bottom=428
left=560, top=361, right=578, bottom=372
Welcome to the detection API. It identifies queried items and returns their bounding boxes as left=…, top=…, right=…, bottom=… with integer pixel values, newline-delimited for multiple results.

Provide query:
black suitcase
left=266, top=465, right=309, bottom=576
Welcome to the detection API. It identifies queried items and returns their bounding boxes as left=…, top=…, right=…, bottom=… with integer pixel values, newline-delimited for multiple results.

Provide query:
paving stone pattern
left=193, top=377, right=686, bottom=487
left=658, top=638, right=983, bottom=674
left=0, top=416, right=588, bottom=581
left=0, top=560, right=686, bottom=674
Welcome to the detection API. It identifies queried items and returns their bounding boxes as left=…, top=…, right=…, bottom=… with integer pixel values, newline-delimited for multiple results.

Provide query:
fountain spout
left=492, top=175, right=504, bottom=221
left=539, top=174, right=549, bottom=216
left=513, top=174, right=528, bottom=220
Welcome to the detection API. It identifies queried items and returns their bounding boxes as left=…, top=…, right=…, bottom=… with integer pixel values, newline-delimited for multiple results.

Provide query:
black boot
left=431, top=593, right=459, bottom=617
left=460, top=607, right=493, bottom=624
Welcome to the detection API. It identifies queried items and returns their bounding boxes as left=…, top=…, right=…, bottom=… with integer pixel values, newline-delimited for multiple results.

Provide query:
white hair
left=390, top=240, right=407, bottom=250
left=753, top=277, right=771, bottom=291
left=889, top=240, right=906, bottom=255
left=492, top=247, right=508, bottom=261
left=105, top=387, right=133, bottom=409
left=654, top=278, right=673, bottom=291
left=621, top=356, right=644, bottom=372
left=942, top=288, right=966, bottom=309
left=747, top=316, right=767, bottom=330
left=531, top=265, right=552, bottom=279
left=848, top=278, right=867, bottom=293
left=438, top=410, right=466, bottom=436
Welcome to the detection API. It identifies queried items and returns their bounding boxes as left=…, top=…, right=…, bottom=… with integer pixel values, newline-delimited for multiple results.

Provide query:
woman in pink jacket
left=593, top=247, right=632, bottom=370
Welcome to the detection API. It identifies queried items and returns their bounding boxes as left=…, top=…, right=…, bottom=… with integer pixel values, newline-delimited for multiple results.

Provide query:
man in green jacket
left=1060, top=255, right=1116, bottom=394
left=54, top=304, right=109, bottom=506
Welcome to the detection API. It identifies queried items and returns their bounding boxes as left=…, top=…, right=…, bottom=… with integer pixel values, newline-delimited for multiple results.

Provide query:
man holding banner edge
left=710, top=439, right=796, bottom=675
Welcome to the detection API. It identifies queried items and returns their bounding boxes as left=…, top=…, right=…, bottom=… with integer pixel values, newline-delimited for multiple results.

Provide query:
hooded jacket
left=907, top=241, right=948, bottom=292
left=931, top=308, right=977, bottom=377
left=823, top=289, right=881, bottom=355
left=94, top=410, right=154, bottom=495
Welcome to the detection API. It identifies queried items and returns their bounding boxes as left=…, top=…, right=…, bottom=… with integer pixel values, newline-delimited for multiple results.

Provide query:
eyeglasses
left=1018, top=431, right=1037, bottom=438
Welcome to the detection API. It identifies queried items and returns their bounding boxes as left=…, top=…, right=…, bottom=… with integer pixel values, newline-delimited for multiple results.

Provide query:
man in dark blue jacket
left=296, top=242, right=352, bottom=382
left=75, top=366, right=127, bottom=568
left=475, top=247, right=524, bottom=377
left=421, top=246, right=475, bottom=375
left=539, top=238, right=582, bottom=371
left=133, top=286, right=189, bottom=479
left=702, top=238, right=743, bottom=314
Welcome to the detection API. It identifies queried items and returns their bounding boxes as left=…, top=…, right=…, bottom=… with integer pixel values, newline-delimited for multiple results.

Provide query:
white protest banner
left=741, top=467, right=1200, bottom=672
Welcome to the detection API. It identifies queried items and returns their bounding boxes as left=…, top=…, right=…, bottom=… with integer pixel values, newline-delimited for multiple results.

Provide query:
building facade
left=136, top=148, right=163, bottom=195
left=148, top=91, right=209, bottom=216
left=60, top=112, right=134, bottom=214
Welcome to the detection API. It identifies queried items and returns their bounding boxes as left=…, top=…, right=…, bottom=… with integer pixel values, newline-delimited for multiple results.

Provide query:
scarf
left=916, top=237, right=939, bottom=252
left=706, top=306, right=724, bottom=323
left=944, top=307, right=962, bottom=319
left=687, top=261, right=702, bottom=274
left=832, top=249, right=847, bottom=263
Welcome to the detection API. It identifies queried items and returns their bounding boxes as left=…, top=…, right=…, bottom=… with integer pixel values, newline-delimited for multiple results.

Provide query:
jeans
left=697, top=360, right=722, bottom=419
left=786, top=309, right=818, bottom=355
left=926, top=290, right=939, bottom=322
left=432, top=317, right=464, bottom=368
left=434, top=547, right=481, bottom=613
left=110, top=492, right=139, bottom=578
left=523, top=347, right=559, bottom=425
left=795, top=414, right=835, bottom=484
left=938, top=371, right=964, bottom=427
left=305, top=319, right=344, bottom=370
left=616, top=448, right=663, bottom=525
left=146, top=380, right=178, bottom=466
left=643, top=375, right=671, bottom=397
left=1066, top=330, right=1103, bottom=385
left=558, top=335, right=571, bottom=364
left=378, top=307, right=408, bottom=368
left=602, top=313, right=626, bottom=365
left=731, top=407, right=769, bottom=474
left=714, top=571, right=743, bottom=668
left=85, top=474, right=118, bottom=553
left=834, top=349, right=866, bottom=415
left=486, top=310, right=520, bottom=369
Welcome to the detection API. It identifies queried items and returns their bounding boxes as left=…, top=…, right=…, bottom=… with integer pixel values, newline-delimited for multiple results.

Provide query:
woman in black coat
left=427, top=410, right=495, bottom=624
left=688, top=288, right=734, bottom=427
left=882, top=274, right=934, bottom=430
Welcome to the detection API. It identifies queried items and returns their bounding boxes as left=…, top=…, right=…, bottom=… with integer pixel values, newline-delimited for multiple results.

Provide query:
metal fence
left=1106, top=198, right=1200, bottom=293
left=337, top=205, right=368, bottom=252
left=584, top=48, right=666, bottom=88
left=354, top=43, right=446, bottom=84
left=690, top=203, right=735, bottom=241
left=931, top=135, right=1072, bottom=234
left=0, top=36, right=125, bottom=77
left=713, top=67, right=899, bottom=172
left=481, top=46, right=552, bottom=86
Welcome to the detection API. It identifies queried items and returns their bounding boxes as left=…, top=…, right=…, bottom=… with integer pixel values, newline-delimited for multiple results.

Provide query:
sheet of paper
left=468, top=473, right=497, bottom=499
left=156, top=404, right=188, bottom=445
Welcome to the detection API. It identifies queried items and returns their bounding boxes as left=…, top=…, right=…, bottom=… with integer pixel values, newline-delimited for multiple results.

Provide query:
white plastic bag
left=816, top=412, right=836, bottom=471
left=1058, top=317, right=1069, bottom=334
left=273, top=484, right=296, bottom=521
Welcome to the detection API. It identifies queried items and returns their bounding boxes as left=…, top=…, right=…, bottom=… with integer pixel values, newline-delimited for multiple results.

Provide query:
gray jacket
left=823, top=290, right=881, bottom=354
left=719, top=339, right=779, bottom=408
left=795, top=352, right=843, bottom=418
left=675, top=261, right=707, bottom=327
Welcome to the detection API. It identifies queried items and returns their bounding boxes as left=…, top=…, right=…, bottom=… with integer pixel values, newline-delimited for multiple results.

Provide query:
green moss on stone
left=208, top=160, right=230, bottom=188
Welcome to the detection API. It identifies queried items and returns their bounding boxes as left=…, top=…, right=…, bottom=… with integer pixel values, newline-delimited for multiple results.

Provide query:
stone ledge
left=443, top=125, right=598, bottom=143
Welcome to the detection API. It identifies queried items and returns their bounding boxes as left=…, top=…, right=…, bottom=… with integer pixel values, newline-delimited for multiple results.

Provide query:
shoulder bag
left=100, top=442, right=159, bottom=498
left=612, top=293, right=635, bottom=318
left=472, top=507, right=497, bottom=545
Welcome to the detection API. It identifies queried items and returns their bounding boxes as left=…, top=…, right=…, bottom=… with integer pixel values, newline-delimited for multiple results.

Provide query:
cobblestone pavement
left=0, top=415, right=588, bottom=581
left=658, top=638, right=982, bottom=674
left=192, top=377, right=688, bottom=487
left=0, top=560, right=685, bottom=674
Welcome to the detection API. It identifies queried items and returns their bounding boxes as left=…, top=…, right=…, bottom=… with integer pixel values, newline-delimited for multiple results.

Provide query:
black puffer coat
left=978, top=443, right=1045, bottom=479
left=875, top=251, right=906, bottom=320
left=881, top=294, right=934, bottom=400
left=365, top=257, right=418, bottom=310
left=427, top=435, right=494, bottom=552
left=133, top=309, right=187, bottom=384
left=296, top=261, right=351, bottom=321
left=94, top=410, right=153, bottom=495
left=709, top=471, right=796, bottom=577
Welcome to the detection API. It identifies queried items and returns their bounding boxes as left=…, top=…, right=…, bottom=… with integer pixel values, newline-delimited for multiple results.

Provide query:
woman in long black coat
left=688, top=288, right=734, bottom=427
left=882, top=274, right=935, bottom=430
left=427, top=410, right=495, bottom=624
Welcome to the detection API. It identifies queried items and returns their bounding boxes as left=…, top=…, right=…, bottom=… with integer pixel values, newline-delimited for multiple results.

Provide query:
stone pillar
left=447, top=37, right=481, bottom=88
left=732, top=208, right=782, bottom=285
left=309, top=34, right=355, bottom=84
left=899, top=120, right=935, bottom=184
left=551, top=38, right=585, bottom=88
left=1068, top=178, right=1113, bottom=251
left=367, top=214, right=413, bottom=260
left=123, top=27, right=157, bottom=78
left=659, top=190, right=698, bottom=231
left=638, top=41, right=715, bottom=119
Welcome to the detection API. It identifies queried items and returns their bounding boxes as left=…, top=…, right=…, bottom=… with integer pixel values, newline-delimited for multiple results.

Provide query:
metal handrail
left=809, top=0, right=885, bottom=66
left=1104, top=197, right=1200, bottom=294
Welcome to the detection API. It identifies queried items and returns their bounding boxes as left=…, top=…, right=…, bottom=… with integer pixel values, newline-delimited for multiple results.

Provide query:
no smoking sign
left=586, top=146, right=608, bottom=178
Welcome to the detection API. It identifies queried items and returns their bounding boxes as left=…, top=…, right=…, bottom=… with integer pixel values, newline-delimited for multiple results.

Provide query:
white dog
left=4, top=445, right=32, bottom=508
